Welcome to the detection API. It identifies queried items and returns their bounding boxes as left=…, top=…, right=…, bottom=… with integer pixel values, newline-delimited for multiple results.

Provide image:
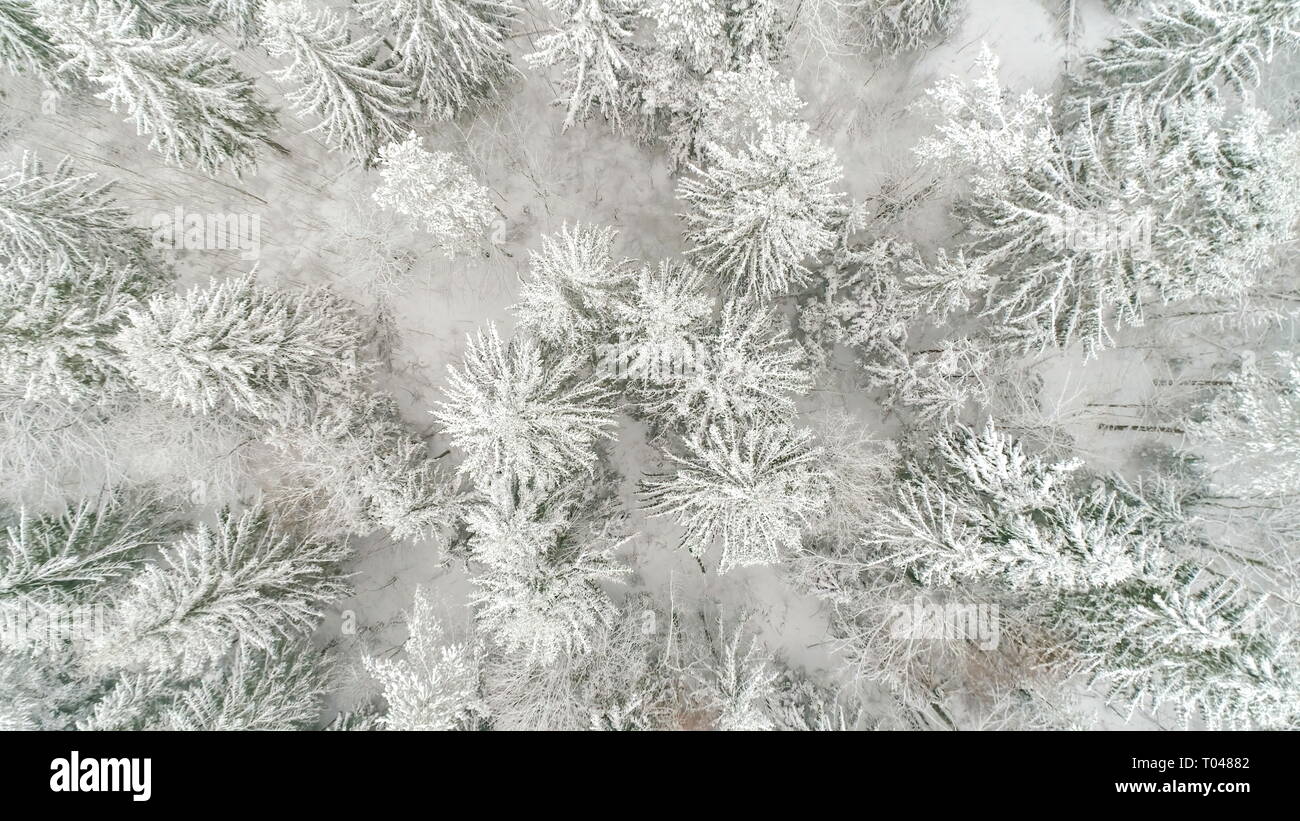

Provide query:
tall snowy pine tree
left=262, top=0, right=412, bottom=160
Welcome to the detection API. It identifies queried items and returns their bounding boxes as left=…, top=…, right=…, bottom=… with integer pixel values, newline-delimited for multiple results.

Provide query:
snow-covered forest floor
left=3, top=0, right=1299, bottom=731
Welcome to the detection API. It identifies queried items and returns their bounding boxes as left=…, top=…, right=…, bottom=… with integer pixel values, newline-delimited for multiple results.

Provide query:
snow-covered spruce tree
left=872, top=423, right=1157, bottom=592
left=689, top=615, right=776, bottom=730
left=0, top=259, right=164, bottom=403
left=19, top=638, right=337, bottom=731
left=919, top=54, right=1300, bottom=356
left=1076, top=99, right=1297, bottom=343
left=103, top=0, right=220, bottom=32
left=466, top=475, right=628, bottom=664
left=73, top=639, right=334, bottom=730
left=0, top=160, right=169, bottom=403
left=724, top=0, right=783, bottom=64
left=147, top=644, right=327, bottom=727
left=640, top=421, right=826, bottom=571
left=636, top=0, right=786, bottom=151
left=36, top=1, right=276, bottom=176
left=324, top=705, right=385, bottom=730
left=852, top=0, right=962, bottom=56
left=795, top=513, right=1107, bottom=721
left=62, top=667, right=182, bottom=730
left=1, top=233, right=163, bottom=405
left=525, top=0, right=643, bottom=131
left=663, top=55, right=803, bottom=169
left=471, top=536, right=625, bottom=666
left=482, top=596, right=676, bottom=729
left=261, top=0, right=412, bottom=161
left=432, top=323, right=616, bottom=486
left=513, top=223, right=633, bottom=354
left=357, top=0, right=518, bottom=120
left=650, top=297, right=810, bottom=430
left=1105, top=0, right=1150, bottom=11
left=1068, top=0, right=1300, bottom=116
left=646, top=0, right=728, bottom=74
left=363, top=587, right=483, bottom=730
left=1185, top=352, right=1300, bottom=498
left=207, top=0, right=264, bottom=41
left=0, top=646, right=103, bottom=729
left=679, top=122, right=845, bottom=301
left=371, top=134, right=494, bottom=257
left=0, top=153, right=150, bottom=269
left=113, top=274, right=365, bottom=421
left=1055, top=564, right=1300, bottom=729
left=87, top=504, right=349, bottom=676
left=158, top=642, right=333, bottom=730
left=606, top=259, right=712, bottom=391
left=514, top=237, right=713, bottom=403
left=267, top=390, right=462, bottom=544
left=0, top=495, right=169, bottom=647
left=796, top=237, right=930, bottom=372
left=863, top=335, right=1003, bottom=425
left=0, top=0, right=66, bottom=87
left=915, top=45, right=1058, bottom=199
left=0, top=489, right=349, bottom=730
left=642, top=0, right=783, bottom=81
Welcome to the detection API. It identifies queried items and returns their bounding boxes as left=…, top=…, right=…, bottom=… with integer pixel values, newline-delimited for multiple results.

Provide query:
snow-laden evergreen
left=0, top=0, right=64, bottom=87
left=36, top=1, right=277, bottom=175
left=113, top=274, right=365, bottom=420
left=0, top=157, right=169, bottom=403
left=466, top=474, right=628, bottom=664
left=608, top=260, right=713, bottom=391
left=854, top=0, right=962, bottom=56
left=513, top=223, right=632, bottom=354
left=648, top=0, right=728, bottom=74
left=1070, top=0, right=1300, bottom=114
left=71, top=641, right=333, bottom=730
left=662, top=55, right=803, bottom=168
left=157, top=644, right=334, bottom=730
left=0, top=259, right=155, bottom=402
left=525, top=0, right=642, bottom=130
left=364, top=587, right=484, bottom=730
left=262, top=0, right=412, bottom=160
left=481, top=597, right=676, bottom=729
left=207, top=0, right=264, bottom=41
left=679, top=122, right=845, bottom=301
left=870, top=423, right=1152, bottom=591
left=0, top=153, right=149, bottom=269
left=640, top=421, right=826, bottom=571
left=0, top=495, right=164, bottom=644
left=919, top=49, right=1300, bottom=356
left=267, top=390, right=462, bottom=543
left=1187, top=352, right=1300, bottom=498
left=2, top=0, right=1299, bottom=735
left=0, top=492, right=347, bottom=730
left=432, top=323, right=616, bottom=485
left=1057, top=564, right=1300, bottom=730
left=689, top=616, right=776, bottom=730
left=357, top=0, right=518, bottom=120
left=104, top=0, right=219, bottom=32
left=650, top=297, right=811, bottom=430
left=87, top=504, right=349, bottom=676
